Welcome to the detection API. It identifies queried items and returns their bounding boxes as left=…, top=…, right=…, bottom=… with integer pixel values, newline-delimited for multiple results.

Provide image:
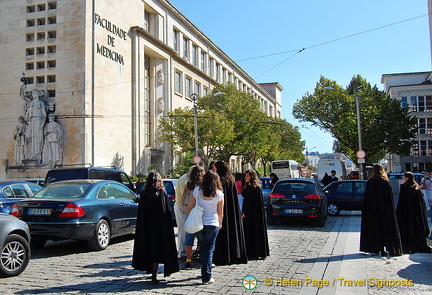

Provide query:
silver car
left=0, top=213, right=31, bottom=277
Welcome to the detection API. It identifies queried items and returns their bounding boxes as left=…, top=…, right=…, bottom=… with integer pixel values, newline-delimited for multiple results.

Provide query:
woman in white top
left=420, top=171, right=432, bottom=211
left=188, top=171, right=224, bottom=284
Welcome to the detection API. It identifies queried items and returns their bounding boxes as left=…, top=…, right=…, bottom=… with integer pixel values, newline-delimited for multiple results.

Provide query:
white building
left=0, top=0, right=282, bottom=179
left=381, top=72, right=432, bottom=172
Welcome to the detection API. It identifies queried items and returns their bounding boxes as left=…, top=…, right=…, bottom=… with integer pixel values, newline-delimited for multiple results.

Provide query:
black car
left=0, top=213, right=31, bottom=277
left=323, top=180, right=367, bottom=215
left=267, top=178, right=327, bottom=227
left=12, top=179, right=138, bottom=251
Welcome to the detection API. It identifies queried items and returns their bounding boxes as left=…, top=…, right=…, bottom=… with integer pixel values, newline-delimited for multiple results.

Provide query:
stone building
left=0, top=0, right=282, bottom=179
left=382, top=71, right=432, bottom=172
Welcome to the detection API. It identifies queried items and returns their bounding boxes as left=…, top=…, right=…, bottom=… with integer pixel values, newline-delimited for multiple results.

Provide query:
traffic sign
left=356, top=150, right=366, bottom=159
left=193, top=155, right=202, bottom=164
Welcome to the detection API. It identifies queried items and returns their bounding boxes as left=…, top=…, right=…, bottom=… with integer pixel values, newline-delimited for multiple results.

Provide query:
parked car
left=0, top=213, right=31, bottom=277
left=388, top=172, right=424, bottom=206
left=163, top=179, right=178, bottom=221
left=20, top=179, right=45, bottom=187
left=0, top=181, right=43, bottom=214
left=260, top=177, right=272, bottom=208
left=12, top=179, right=138, bottom=251
left=44, top=167, right=135, bottom=192
left=348, top=171, right=359, bottom=180
left=267, top=178, right=327, bottom=227
left=323, top=180, right=367, bottom=215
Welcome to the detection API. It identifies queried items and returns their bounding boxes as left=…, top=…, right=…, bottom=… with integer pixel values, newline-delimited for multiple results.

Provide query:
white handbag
left=184, top=191, right=204, bottom=234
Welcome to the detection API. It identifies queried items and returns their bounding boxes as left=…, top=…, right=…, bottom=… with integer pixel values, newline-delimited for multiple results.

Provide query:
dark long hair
left=369, top=164, right=388, bottom=180
left=201, top=171, right=222, bottom=198
left=245, top=169, right=261, bottom=188
left=404, top=172, right=419, bottom=190
left=214, top=160, right=234, bottom=187
left=187, top=165, right=205, bottom=190
left=142, top=171, right=164, bottom=198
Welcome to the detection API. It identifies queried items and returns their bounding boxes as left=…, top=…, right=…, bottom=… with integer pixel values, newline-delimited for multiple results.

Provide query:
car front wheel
left=0, top=234, right=30, bottom=277
left=327, top=203, right=340, bottom=216
left=88, top=219, right=111, bottom=251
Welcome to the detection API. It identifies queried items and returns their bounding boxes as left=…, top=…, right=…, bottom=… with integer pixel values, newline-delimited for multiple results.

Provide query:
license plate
left=28, top=208, right=52, bottom=216
left=284, top=209, right=303, bottom=214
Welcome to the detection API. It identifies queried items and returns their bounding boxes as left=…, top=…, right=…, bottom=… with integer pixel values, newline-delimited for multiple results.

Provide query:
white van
left=316, top=159, right=347, bottom=182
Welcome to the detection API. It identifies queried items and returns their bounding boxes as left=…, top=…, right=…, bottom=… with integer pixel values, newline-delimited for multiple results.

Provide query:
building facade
left=382, top=71, right=432, bottom=173
left=0, top=0, right=282, bottom=180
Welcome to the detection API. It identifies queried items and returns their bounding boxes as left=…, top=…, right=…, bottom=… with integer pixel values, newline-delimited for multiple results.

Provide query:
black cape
left=213, top=179, right=248, bottom=265
left=132, top=190, right=179, bottom=276
left=360, top=178, right=402, bottom=255
left=242, top=185, right=269, bottom=259
left=396, top=183, right=431, bottom=254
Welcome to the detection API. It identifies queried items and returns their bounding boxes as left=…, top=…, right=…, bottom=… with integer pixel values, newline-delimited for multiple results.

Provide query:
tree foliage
left=159, top=83, right=305, bottom=169
left=292, top=75, right=416, bottom=164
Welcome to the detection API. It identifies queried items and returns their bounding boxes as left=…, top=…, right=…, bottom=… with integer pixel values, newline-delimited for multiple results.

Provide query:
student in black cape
left=396, top=172, right=431, bottom=254
left=132, top=171, right=179, bottom=284
left=360, top=164, right=402, bottom=256
left=212, top=160, right=248, bottom=265
left=242, top=169, right=269, bottom=259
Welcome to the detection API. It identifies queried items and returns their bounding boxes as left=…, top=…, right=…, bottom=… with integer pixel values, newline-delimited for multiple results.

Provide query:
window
left=419, top=96, right=426, bottom=112
left=26, top=33, right=34, bottom=41
left=37, top=32, right=45, bottom=40
left=144, top=55, right=151, bottom=145
left=26, top=48, right=35, bottom=56
left=410, top=96, right=418, bottom=112
left=173, top=29, right=179, bottom=52
left=47, top=45, right=56, bottom=53
left=48, top=16, right=56, bottom=24
left=48, top=31, right=56, bottom=39
left=36, top=61, right=45, bottom=69
left=426, top=95, right=432, bottom=112
left=401, top=97, right=408, bottom=108
left=47, top=75, right=56, bottom=83
left=48, top=2, right=57, bottom=10
left=36, top=76, right=45, bottom=83
left=26, top=62, right=34, bottom=70
left=183, top=37, right=188, bottom=59
left=192, top=44, right=197, bottom=66
left=37, top=18, right=46, bottom=26
left=37, top=4, right=46, bottom=11
left=209, top=57, right=214, bottom=77
left=174, top=71, right=182, bottom=93
left=215, top=63, right=220, bottom=82
left=428, top=118, right=432, bottom=134
left=47, top=60, right=56, bottom=68
left=27, top=6, right=36, bottom=13
left=47, top=89, right=55, bottom=98
left=27, top=19, right=35, bottom=27
left=194, top=82, right=200, bottom=97
left=36, top=47, right=45, bottom=55
left=144, top=10, right=150, bottom=32
left=185, top=77, right=191, bottom=97
left=200, top=51, right=206, bottom=72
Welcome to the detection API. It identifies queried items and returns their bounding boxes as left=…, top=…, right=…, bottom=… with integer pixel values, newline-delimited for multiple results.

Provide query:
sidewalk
left=300, top=212, right=432, bottom=295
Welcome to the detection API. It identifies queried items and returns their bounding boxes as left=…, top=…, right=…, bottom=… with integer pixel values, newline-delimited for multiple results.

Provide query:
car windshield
left=33, top=183, right=92, bottom=199
left=273, top=182, right=316, bottom=196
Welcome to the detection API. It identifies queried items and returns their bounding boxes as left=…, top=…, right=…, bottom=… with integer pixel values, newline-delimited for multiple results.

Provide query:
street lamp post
left=324, top=86, right=364, bottom=179
left=190, top=93, right=199, bottom=157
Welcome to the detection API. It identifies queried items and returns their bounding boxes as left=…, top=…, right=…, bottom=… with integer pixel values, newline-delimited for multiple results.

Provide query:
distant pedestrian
left=269, top=172, right=279, bottom=188
left=420, top=171, right=432, bottom=211
left=188, top=171, right=224, bottom=284
left=396, top=172, right=431, bottom=254
left=242, top=169, right=269, bottom=260
left=235, top=172, right=244, bottom=211
left=360, top=165, right=402, bottom=256
left=135, top=178, right=144, bottom=194
left=212, top=160, right=248, bottom=265
left=132, top=171, right=179, bottom=284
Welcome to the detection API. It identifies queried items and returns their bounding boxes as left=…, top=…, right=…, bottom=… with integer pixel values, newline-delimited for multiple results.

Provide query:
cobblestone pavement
left=1, top=213, right=431, bottom=294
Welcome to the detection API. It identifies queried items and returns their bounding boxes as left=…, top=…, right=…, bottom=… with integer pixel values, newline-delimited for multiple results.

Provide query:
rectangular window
left=47, top=75, right=56, bottom=83
left=26, top=48, right=35, bottom=56
left=427, top=118, right=432, bottom=134
left=203, top=88, right=208, bottom=96
left=47, top=60, right=56, bottom=68
left=419, top=96, right=426, bottom=112
left=27, top=6, right=36, bottom=13
left=36, top=61, right=45, bottom=69
left=36, top=76, right=45, bottom=84
left=173, top=29, right=179, bottom=52
left=410, top=96, right=418, bottom=112
left=426, top=95, right=432, bottom=112
left=26, top=77, right=34, bottom=84
left=27, top=19, right=35, bottom=27
left=144, top=10, right=150, bottom=32
left=215, top=63, right=220, bottom=82
left=37, top=18, right=45, bottom=26
left=37, top=32, right=45, bottom=40
left=183, top=37, right=188, bottom=59
left=26, top=33, right=35, bottom=41
left=200, top=51, right=206, bottom=72
left=48, top=2, right=57, bottom=10
left=419, top=118, right=426, bottom=134
left=36, top=47, right=45, bottom=55
left=192, top=44, right=197, bottom=66
left=37, top=4, right=46, bottom=11
left=48, top=31, right=56, bottom=39
left=209, top=57, right=214, bottom=77
left=47, top=45, right=56, bottom=53
left=412, top=141, right=419, bottom=156
left=194, top=82, right=200, bottom=97
left=185, top=77, right=191, bottom=97
left=420, top=140, right=427, bottom=156
left=48, top=16, right=56, bottom=24
left=174, top=71, right=182, bottom=93
left=48, top=90, right=55, bottom=98
left=401, top=97, right=407, bottom=108
left=26, top=62, right=34, bottom=70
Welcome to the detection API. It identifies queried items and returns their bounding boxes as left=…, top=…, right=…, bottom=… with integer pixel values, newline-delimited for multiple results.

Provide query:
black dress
left=242, top=185, right=269, bottom=259
left=132, top=190, right=179, bottom=276
left=213, top=179, right=248, bottom=265
left=360, top=177, right=402, bottom=255
left=396, top=183, right=431, bottom=254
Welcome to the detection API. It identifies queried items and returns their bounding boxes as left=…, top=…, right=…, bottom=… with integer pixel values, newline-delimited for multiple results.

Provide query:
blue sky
left=168, top=0, right=431, bottom=154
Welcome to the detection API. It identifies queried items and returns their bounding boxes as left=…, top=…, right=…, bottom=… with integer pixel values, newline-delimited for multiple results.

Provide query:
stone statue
left=157, top=69, right=165, bottom=84
left=42, top=113, right=63, bottom=167
left=13, top=116, right=27, bottom=166
left=25, top=89, right=46, bottom=163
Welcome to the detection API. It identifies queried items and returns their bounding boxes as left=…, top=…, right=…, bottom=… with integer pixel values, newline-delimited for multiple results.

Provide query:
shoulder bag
left=184, top=190, right=204, bottom=234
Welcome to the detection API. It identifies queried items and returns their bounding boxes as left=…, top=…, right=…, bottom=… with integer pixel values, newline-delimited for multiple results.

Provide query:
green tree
left=292, top=75, right=416, bottom=164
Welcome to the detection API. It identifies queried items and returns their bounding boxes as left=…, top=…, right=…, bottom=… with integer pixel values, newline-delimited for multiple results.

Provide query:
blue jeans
left=195, top=225, right=219, bottom=282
